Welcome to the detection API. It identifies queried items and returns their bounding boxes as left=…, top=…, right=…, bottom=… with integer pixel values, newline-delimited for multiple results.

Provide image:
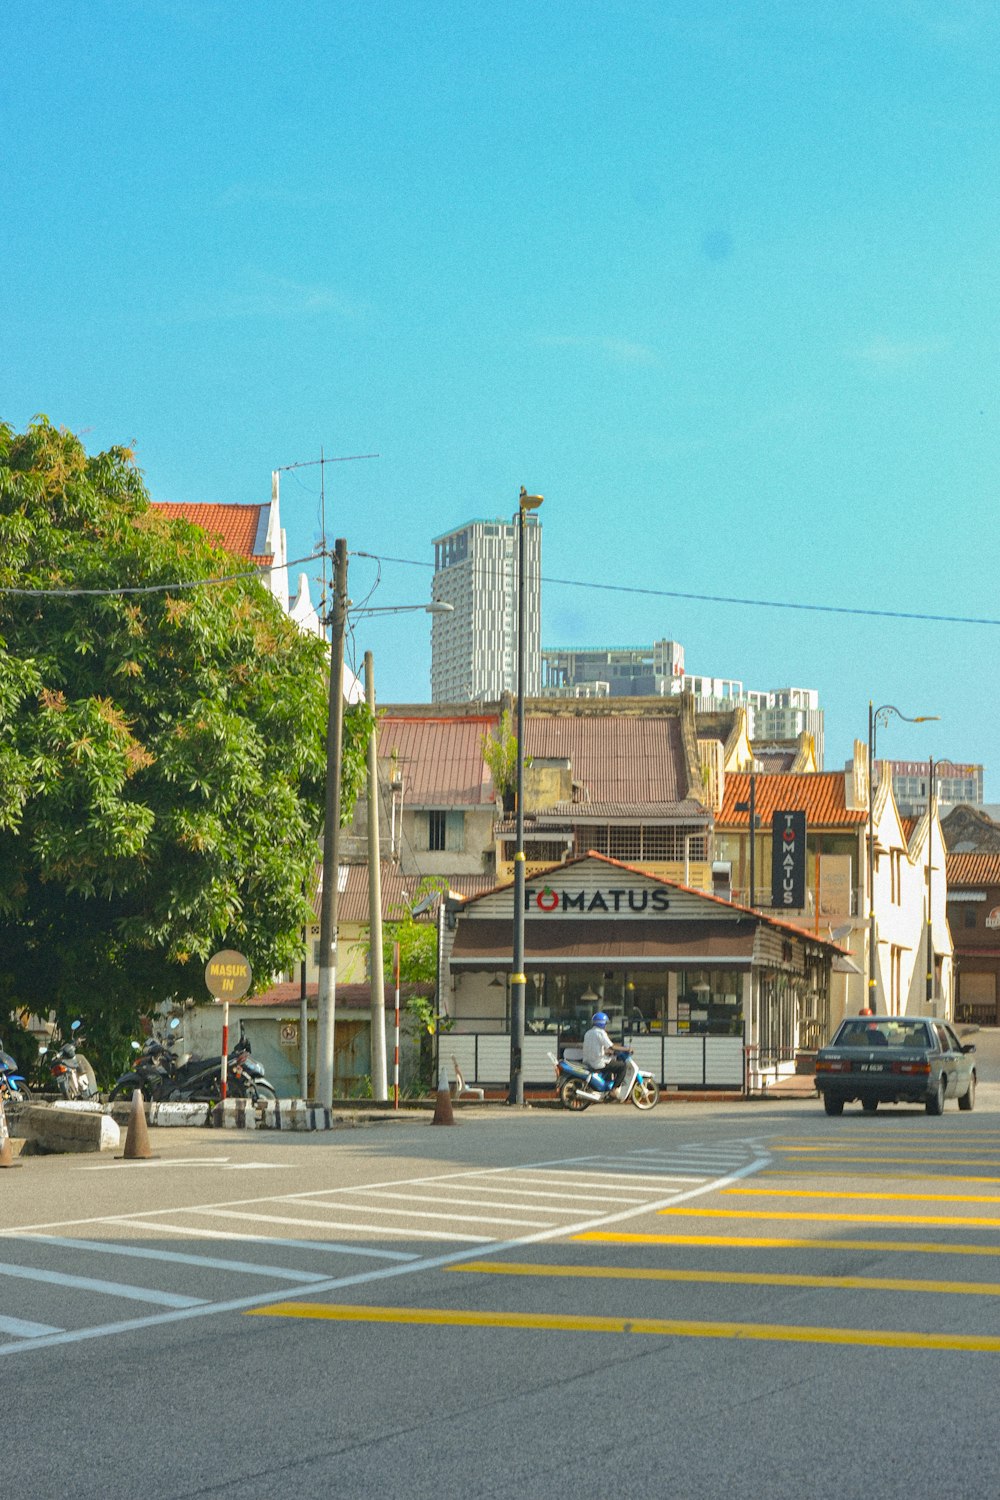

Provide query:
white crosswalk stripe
left=0, top=1138, right=771, bottom=1352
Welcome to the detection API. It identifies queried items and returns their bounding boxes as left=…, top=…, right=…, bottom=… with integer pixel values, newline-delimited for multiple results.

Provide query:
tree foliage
left=0, top=417, right=371, bottom=1072
left=480, top=707, right=527, bottom=804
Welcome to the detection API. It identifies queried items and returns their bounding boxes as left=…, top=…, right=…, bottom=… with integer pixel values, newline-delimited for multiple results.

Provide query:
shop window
left=676, top=972, right=744, bottom=1037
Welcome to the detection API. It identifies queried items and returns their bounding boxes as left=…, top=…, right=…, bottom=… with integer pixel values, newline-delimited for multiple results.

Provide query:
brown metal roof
left=327, top=863, right=497, bottom=923
left=377, top=714, right=498, bottom=806
left=754, top=752, right=796, bottom=774
left=245, top=980, right=433, bottom=1007
left=450, top=917, right=756, bottom=966
left=718, top=772, right=865, bottom=828
left=524, top=715, right=689, bottom=804
left=946, top=852, right=1000, bottom=888
left=538, top=800, right=709, bottom=822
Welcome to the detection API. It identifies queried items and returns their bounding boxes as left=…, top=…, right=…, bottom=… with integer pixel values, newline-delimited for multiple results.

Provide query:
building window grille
left=428, top=810, right=446, bottom=850
left=580, top=825, right=708, bottom=862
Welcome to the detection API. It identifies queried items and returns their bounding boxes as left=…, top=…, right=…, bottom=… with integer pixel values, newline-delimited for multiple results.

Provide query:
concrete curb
left=19, top=1101, right=121, bottom=1154
left=257, top=1100, right=333, bottom=1131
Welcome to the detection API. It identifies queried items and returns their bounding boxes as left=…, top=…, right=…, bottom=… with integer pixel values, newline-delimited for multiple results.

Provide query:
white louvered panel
left=703, top=1037, right=744, bottom=1086
left=629, top=1038, right=663, bottom=1079
left=475, top=1035, right=511, bottom=1082
left=449, top=1035, right=478, bottom=1078
left=524, top=1036, right=560, bottom=1084
left=665, top=1038, right=708, bottom=1084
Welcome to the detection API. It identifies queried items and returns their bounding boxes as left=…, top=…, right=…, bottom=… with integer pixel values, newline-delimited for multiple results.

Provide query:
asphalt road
left=6, top=1076, right=1000, bottom=1500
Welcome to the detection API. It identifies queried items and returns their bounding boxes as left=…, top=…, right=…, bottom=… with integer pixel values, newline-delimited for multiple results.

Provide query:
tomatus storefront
left=442, top=853, right=841, bottom=1091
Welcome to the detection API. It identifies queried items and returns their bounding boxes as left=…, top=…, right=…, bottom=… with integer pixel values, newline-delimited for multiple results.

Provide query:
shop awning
left=449, top=918, right=757, bottom=969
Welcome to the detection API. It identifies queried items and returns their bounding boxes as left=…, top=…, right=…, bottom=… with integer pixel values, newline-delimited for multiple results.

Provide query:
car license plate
left=858, top=1062, right=885, bottom=1072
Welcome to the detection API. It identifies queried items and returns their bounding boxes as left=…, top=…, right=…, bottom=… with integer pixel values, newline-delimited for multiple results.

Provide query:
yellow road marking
left=770, top=1136, right=1000, bottom=1145
left=757, top=1171, right=1000, bottom=1184
left=772, top=1152, right=1000, bottom=1166
left=447, top=1260, right=1000, bottom=1296
left=245, top=1300, right=1000, bottom=1352
left=660, top=1207, right=1000, bottom=1227
left=724, top=1188, right=1000, bottom=1204
left=576, top=1232, right=1000, bottom=1256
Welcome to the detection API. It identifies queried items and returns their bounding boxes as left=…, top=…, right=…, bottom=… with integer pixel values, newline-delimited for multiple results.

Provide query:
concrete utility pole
left=316, top=539, right=348, bottom=1109
left=365, top=651, right=388, bottom=1100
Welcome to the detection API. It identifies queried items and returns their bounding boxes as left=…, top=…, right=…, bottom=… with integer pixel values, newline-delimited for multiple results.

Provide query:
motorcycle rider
left=582, top=1011, right=627, bottom=1094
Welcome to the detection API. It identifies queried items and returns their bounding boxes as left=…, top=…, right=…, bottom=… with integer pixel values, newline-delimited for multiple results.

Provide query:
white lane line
left=316, top=1190, right=597, bottom=1216
left=0, top=1314, right=65, bottom=1338
left=285, top=1180, right=651, bottom=1207
left=0, top=1261, right=206, bottom=1308
left=483, top=1168, right=702, bottom=1187
left=79, top=1160, right=291, bottom=1173
left=303, top=1195, right=552, bottom=1228
left=0, top=1150, right=773, bottom=1358
left=184, top=1209, right=494, bottom=1244
left=110, top=1218, right=419, bottom=1261
left=17, top=1235, right=330, bottom=1284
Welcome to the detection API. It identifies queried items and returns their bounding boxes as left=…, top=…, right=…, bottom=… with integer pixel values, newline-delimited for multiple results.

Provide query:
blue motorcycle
left=0, top=1038, right=32, bottom=1103
left=551, top=1047, right=660, bottom=1111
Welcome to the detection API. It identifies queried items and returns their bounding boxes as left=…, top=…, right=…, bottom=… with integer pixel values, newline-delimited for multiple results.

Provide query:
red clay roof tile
left=718, top=772, right=865, bottom=828
left=155, top=502, right=271, bottom=564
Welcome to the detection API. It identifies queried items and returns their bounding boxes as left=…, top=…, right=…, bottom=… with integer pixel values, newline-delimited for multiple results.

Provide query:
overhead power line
left=358, top=552, right=1000, bottom=629
left=0, top=551, right=325, bottom=599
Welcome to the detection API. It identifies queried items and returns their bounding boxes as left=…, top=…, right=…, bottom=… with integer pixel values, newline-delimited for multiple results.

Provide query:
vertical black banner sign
left=772, top=810, right=807, bottom=909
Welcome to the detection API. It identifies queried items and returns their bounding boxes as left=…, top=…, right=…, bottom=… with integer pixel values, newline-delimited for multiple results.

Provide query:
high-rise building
left=541, top=637, right=824, bottom=765
left=430, top=515, right=542, bottom=702
left=541, top=639, right=686, bottom=696
left=887, top=759, right=984, bottom=816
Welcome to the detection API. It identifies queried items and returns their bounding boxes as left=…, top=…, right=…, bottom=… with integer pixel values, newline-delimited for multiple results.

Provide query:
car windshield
left=834, top=1019, right=930, bottom=1048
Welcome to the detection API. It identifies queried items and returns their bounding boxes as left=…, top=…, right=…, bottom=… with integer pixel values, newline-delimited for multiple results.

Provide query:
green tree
left=480, top=707, right=527, bottom=809
left=0, top=417, right=372, bottom=1077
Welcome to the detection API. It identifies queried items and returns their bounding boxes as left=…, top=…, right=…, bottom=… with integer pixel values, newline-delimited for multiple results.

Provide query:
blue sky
left=4, top=1, right=998, bottom=792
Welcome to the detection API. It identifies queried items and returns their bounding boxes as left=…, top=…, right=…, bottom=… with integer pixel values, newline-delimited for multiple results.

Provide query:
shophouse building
left=716, top=755, right=952, bottom=1025
left=946, top=852, right=1000, bottom=1025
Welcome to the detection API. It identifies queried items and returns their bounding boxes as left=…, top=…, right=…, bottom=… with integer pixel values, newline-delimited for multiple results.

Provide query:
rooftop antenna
left=274, top=450, right=379, bottom=621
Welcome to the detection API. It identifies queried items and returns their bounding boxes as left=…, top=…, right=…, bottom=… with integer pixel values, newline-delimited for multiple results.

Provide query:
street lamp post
left=926, top=757, right=935, bottom=1009
left=509, top=486, right=543, bottom=1107
left=734, top=772, right=758, bottom=908
left=866, top=702, right=939, bottom=1011
left=314, top=540, right=453, bottom=1108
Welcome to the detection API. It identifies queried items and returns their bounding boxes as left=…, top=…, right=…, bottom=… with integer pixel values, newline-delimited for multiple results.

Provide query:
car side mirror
left=131, top=1041, right=141, bottom=1052
left=962, top=1043, right=976, bottom=1054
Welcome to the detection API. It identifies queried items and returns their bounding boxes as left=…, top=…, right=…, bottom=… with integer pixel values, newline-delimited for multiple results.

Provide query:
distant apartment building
left=541, top=638, right=823, bottom=766
left=888, top=760, right=984, bottom=817
left=431, top=516, right=542, bottom=702
left=541, top=638, right=686, bottom=697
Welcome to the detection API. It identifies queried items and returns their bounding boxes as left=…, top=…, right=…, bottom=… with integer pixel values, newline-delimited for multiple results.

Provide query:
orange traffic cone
left=0, top=1092, right=20, bottom=1169
left=117, top=1089, right=157, bottom=1161
left=431, top=1061, right=455, bottom=1126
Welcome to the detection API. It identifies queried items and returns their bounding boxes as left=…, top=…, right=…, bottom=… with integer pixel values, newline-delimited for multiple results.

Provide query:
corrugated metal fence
left=449, top=1033, right=745, bottom=1091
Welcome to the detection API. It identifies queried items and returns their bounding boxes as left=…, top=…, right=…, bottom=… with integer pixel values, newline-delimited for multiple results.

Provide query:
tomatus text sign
left=772, top=811, right=807, bottom=909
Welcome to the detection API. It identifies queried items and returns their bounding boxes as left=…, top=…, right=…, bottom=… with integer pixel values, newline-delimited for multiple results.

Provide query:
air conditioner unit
left=712, top=860, right=733, bottom=902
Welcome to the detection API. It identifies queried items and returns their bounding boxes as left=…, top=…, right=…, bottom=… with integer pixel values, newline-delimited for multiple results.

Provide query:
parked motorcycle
left=108, top=1018, right=184, bottom=1102
left=552, top=1046, right=660, bottom=1111
left=38, top=1021, right=96, bottom=1100
left=0, top=1039, right=31, bottom=1102
left=109, top=1018, right=277, bottom=1103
